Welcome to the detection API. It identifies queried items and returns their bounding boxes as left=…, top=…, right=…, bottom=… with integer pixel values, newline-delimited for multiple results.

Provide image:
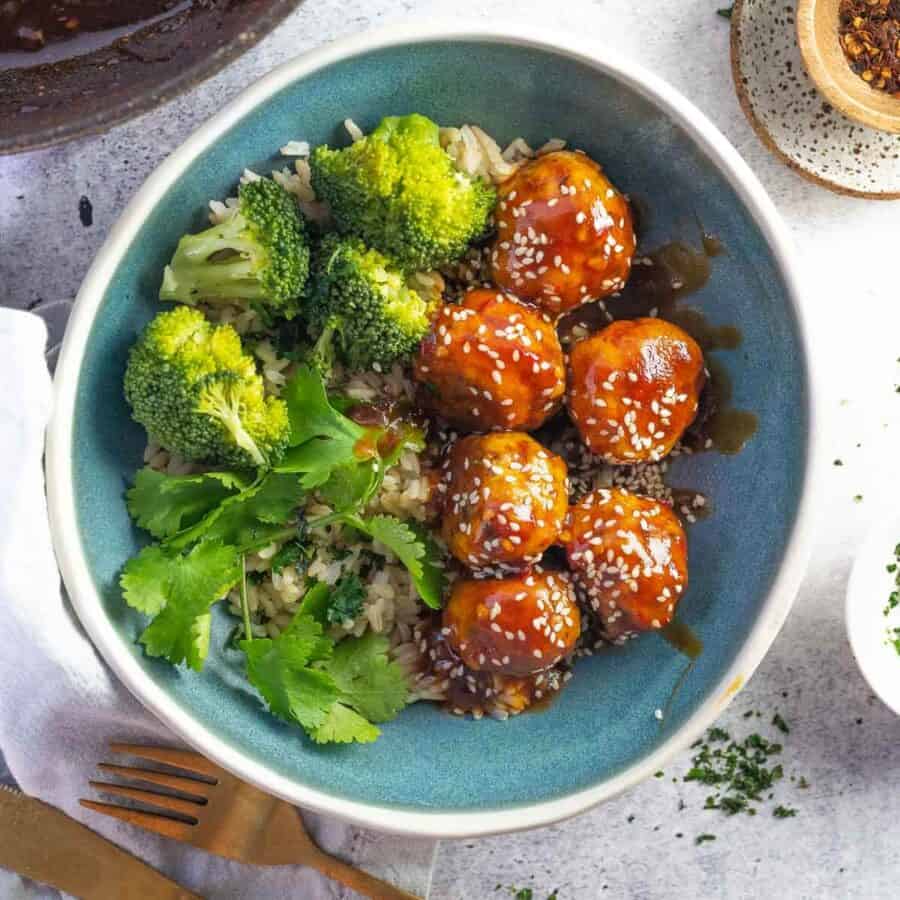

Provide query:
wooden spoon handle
left=306, top=850, right=422, bottom=900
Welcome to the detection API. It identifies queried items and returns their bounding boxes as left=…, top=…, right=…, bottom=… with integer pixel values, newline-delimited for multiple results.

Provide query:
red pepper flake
left=838, top=0, right=900, bottom=96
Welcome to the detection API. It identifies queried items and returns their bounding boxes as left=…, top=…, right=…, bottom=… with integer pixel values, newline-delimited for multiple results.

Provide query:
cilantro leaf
left=348, top=514, right=446, bottom=609
left=274, top=440, right=362, bottom=489
left=120, top=544, right=173, bottom=615
left=310, top=702, right=380, bottom=744
left=298, top=581, right=333, bottom=626
left=269, top=536, right=310, bottom=575
left=317, top=461, right=381, bottom=511
left=278, top=611, right=334, bottom=660
left=167, top=472, right=305, bottom=552
left=136, top=541, right=241, bottom=670
left=126, top=468, right=249, bottom=540
left=241, top=617, right=337, bottom=731
left=364, top=514, right=423, bottom=572
left=241, top=612, right=385, bottom=743
left=283, top=365, right=367, bottom=447
left=277, top=366, right=385, bottom=490
left=322, top=632, right=409, bottom=722
left=404, top=522, right=447, bottom=611
left=326, top=574, right=367, bottom=625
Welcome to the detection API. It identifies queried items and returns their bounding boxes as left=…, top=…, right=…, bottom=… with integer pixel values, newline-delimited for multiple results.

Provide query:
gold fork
left=80, top=743, right=421, bottom=900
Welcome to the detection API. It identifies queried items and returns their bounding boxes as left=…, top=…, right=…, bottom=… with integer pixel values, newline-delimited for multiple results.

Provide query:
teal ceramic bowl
left=46, top=23, right=821, bottom=837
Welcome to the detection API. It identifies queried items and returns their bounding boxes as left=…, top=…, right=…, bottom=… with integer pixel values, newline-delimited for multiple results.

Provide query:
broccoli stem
left=159, top=216, right=269, bottom=303
left=197, top=382, right=267, bottom=467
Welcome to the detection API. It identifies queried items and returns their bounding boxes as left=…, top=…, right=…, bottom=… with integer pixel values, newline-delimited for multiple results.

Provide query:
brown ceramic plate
left=730, top=0, right=900, bottom=198
left=0, top=0, right=304, bottom=155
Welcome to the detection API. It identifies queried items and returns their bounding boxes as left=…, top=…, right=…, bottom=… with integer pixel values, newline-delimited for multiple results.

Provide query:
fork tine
left=89, top=780, right=202, bottom=820
left=109, top=743, right=220, bottom=779
left=98, top=763, right=210, bottom=800
left=79, top=799, right=195, bottom=841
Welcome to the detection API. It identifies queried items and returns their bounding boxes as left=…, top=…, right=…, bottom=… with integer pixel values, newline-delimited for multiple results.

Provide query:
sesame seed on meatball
left=490, top=150, right=636, bottom=318
left=567, top=318, right=705, bottom=464
left=414, top=288, right=566, bottom=432
left=565, top=488, right=688, bottom=642
left=443, top=569, right=581, bottom=676
left=439, top=432, right=568, bottom=570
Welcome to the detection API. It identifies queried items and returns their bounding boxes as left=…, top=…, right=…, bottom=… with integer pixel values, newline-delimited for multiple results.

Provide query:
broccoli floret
left=305, top=234, right=431, bottom=372
left=159, top=178, right=310, bottom=319
left=124, top=306, right=289, bottom=468
left=310, top=114, right=495, bottom=272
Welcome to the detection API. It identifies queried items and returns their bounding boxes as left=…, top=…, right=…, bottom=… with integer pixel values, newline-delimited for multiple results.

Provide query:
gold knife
left=0, top=785, right=201, bottom=899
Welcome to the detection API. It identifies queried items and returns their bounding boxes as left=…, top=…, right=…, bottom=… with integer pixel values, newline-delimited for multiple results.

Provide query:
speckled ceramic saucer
left=732, top=0, right=900, bottom=199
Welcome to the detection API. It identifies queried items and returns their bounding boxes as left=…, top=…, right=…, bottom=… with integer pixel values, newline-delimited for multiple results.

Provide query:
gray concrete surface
left=3, top=1, right=900, bottom=898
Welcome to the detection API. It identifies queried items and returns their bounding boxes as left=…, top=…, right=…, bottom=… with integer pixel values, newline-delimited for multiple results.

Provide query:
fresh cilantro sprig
left=309, top=511, right=445, bottom=610
left=276, top=365, right=378, bottom=488
left=120, top=363, right=427, bottom=743
left=239, top=612, right=408, bottom=744
left=126, top=468, right=251, bottom=540
left=122, top=540, right=242, bottom=670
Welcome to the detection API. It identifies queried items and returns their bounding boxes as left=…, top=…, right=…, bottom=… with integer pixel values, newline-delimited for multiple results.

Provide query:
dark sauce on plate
left=558, top=236, right=758, bottom=456
left=661, top=620, right=704, bottom=660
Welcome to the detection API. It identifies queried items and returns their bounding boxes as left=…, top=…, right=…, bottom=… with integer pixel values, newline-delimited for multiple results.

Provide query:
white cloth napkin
left=0, top=308, right=435, bottom=900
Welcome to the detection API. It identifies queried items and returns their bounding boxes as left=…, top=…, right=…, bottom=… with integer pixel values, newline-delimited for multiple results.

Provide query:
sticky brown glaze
left=489, top=150, right=636, bottom=318
left=413, top=288, right=566, bottom=432
left=565, top=488, right=688, bottom=642
left=443, top=570, right=581, bottom=676
left=567, top=317, right=705, bottom=464
left=438, top=432, right=568, bottom=570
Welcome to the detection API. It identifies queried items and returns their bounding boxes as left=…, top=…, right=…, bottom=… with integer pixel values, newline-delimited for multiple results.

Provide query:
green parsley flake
left=682, top=718, right=806, bottom=819
left=696, top=833, right=717, bottom=845
left=883, top=543, right=900, bottom=657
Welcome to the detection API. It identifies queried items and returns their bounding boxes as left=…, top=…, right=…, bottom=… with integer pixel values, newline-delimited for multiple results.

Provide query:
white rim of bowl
left=45, top=19, right=823, bottom=839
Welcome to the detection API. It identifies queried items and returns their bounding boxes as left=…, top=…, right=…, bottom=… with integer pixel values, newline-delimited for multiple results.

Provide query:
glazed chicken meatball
left=443, top=570, right=581, bottom=676
left=439, top=433, right=568, bottom=570
left=414, top=289, right=566, bottom=431
left=565, top=488, right=688, bottom=641
left=489, top=150, right=636, bottom=318
left=567, top=318, right=705, bottom=464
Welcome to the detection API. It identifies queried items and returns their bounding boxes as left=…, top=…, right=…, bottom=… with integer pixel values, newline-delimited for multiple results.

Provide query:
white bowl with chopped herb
left=846, top=520, right=900, bottom=716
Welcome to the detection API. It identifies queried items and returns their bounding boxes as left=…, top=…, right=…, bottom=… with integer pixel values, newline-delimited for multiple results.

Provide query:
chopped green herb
left=716, top=6, right=733, bottom=18
left=854, top=494, right=863, bottom=503
left=882, top=544, right=900, bottom=657
left=682, top=722, right=800, bottom=820
left=269, top=535, right=310, bottom=575
left=654, top=770, right=664, bottom=778
left=773, top=805, right=797, bottom=819
left=772, top=713, right=790, bottom=734
left=326, top=573, right=367, bottom=625
left=833, top=459, right=843, bottom=466
left=696, top=833, right=717, bottom=845
left=887, top=626, right=900, bottom=656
